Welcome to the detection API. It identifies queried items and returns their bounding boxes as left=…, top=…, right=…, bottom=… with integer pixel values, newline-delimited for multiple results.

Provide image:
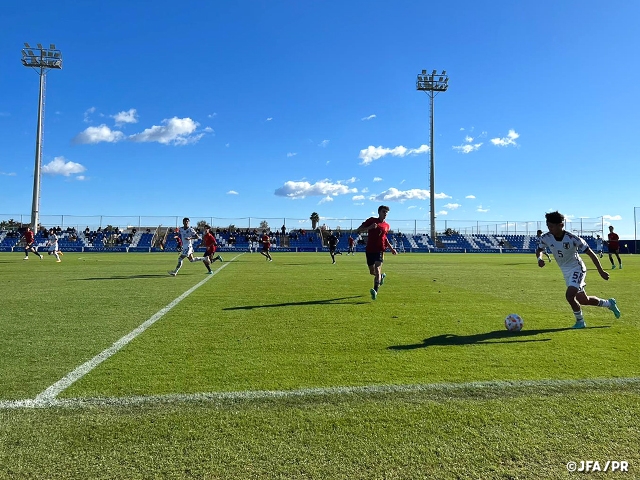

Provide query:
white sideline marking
left=32, top=255, right=242, bottom=404
left=2, top=377, right=639, bottom=410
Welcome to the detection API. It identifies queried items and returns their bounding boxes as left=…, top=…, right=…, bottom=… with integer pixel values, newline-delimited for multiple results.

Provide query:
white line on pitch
left=2, top=376, right=638, bottom=410
left=32, top=254, right=243, bottom=404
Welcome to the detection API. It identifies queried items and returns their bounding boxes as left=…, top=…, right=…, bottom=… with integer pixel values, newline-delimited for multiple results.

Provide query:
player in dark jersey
left=327, top=230, right=341, bottom=264
left=22, top=226, right=43, bottom=260
left=357, top=205, right=397, bottom=300
left=607, top=225, right=622, bottom=269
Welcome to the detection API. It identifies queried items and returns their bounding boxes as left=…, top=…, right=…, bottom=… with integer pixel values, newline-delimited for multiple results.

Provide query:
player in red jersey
left=347, top=235, right=356, bottom=255
left=606, top=225, right=622, bottom=269
left=22, top=226, right=43, bottom=260
left=201, top=225, right=223, bottom=274
left=357, top=205, right=397, bottom=300
left=260, top=230, right=273, bottom=261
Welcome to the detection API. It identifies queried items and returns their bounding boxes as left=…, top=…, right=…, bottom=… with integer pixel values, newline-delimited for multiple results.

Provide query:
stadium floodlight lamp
left=416, top=68, right=449, bottom=241
left=21, top=42, right=63, bottom=231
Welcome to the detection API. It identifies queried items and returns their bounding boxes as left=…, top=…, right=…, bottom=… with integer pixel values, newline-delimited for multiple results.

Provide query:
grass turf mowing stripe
left=32, top=255, right=242, bottom=404
left=2, top=376, right=639, bottom=409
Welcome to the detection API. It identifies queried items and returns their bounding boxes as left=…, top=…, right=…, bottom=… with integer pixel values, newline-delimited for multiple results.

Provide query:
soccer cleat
left=56, top=259, right=62, bottom=263
left=39, top=255, right=43, bottom=260
left=370, top=288, right=377, bottom=300
left=218, top=256, right=223, bottom=262
left=168, top=271, right=177, bottom=276
left=380, top=273, right=386, bottom=285
left=572, top=320, right=586, bottom=329
left=332, top=260, right=336, bottom=264
left=612, top=265, right=616, bottom=269
left=608, top=298, right=621, bottom=319
left=58, top=252, right=64, bottom=256
left=206, top=271, right=213, bottom=275
left=23, top=256, right=29, bottom=260
left=619, top=264, right=623, bottom=269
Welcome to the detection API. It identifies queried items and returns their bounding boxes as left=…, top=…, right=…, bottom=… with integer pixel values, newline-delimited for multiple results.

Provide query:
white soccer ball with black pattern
left=504, top=313, right=524, bottom=332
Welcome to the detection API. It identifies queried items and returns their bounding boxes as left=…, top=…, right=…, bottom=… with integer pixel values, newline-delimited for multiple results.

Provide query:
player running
left=357, top=205, right=397, bottom=300
left=201, top=225, right=223, bottom=274
left=327, top=230, right=341, bottom=264
left=536, top=211, right=620, bottom=329
left=47, top=228, right=63, bottom=262
left=607, top=225, right=622, bottom=269
left=533, top=229, right=552, bottom=262
left=22, top=226, right=43, bottom=260
left=259, top=230, right=273, bottom=261
left=168, top=218, right=208, bottom=276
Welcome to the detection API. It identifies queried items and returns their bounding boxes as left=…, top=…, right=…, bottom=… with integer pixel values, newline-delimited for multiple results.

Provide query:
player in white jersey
left=534, top=229, right=552, bottom=262
left=168, top=217, right=209, bottom=276
left=536, top=211, right=620, bottom=329
left=595, top=235, right=603, bottom=258
left=47, top=229, right=63, bottom=263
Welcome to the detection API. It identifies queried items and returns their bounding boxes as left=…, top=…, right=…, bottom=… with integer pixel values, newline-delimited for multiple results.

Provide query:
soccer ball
left=504, top=313, right=524, bottom=332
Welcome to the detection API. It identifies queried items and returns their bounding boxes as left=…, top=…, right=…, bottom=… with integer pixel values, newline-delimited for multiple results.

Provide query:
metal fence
left=0, top=213, right=608, bottom=237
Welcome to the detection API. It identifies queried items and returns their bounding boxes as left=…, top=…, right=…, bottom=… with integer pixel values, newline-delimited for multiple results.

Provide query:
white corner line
left=32, top=254, right=243, bottom=404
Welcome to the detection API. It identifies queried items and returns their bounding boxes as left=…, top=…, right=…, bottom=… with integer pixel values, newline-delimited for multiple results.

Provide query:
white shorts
left=561, top=265, right=586, bottom=292
left=48, top=244, right=58, bottom=252
left=180, top=245, right=194, bottom=257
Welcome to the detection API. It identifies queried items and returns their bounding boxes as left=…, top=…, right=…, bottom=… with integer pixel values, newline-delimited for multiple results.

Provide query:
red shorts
left=205, top=247, right=216, bottom=256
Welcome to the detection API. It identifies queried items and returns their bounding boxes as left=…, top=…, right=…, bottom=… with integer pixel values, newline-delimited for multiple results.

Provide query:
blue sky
left=1, top=1, right=639, bottom=237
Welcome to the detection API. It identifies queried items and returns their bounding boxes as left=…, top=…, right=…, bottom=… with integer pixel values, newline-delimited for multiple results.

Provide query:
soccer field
left=1, top=252, right=638, bottom=479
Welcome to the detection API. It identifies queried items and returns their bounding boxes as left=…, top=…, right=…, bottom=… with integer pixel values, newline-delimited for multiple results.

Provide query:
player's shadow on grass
left=388, top=326, right=611, bottom=350
left=224, top=295, right=367, bottom=310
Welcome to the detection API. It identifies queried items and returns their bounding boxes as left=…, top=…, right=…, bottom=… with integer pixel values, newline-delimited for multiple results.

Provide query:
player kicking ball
left=168, top=217, right=208, bottom=276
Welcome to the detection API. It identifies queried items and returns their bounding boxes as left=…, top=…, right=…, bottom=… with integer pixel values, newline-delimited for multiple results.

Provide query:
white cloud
left=452, top=143, right=483, bottom=154
left=203, top=127, right=214, bottom=133
left=444, top=203, right=461, bottom=210
left=352, top=195, right=365, bottom=201
left=361, top=187, right=369, bottom=193
left=465, top=195, right=476, bottom=199
left=318, top=196, right=334, bottom=204
left=407, top=205, right=417, bottom=209
left=319, top=140, right=330, bottom=147
left=603, top=215, right=622, bottom=221
left=76, top=175, right=86, bottom=181
left=438, top=210, right=448, bottom=216
left=42, top=156, right=86, bottom=177
left=477, top=205, right=490, bottom=213
left=129, top=117, right=202, bottom=145
left=227, top=190, right=239, bottom=195
left=464, top=136, right=473, bottom=142
left=274, top=179, right=358, bottom=199
left=73, top=124, right=125, bottom=144
left=359, top=144, right=429, bottom=165
left=266, top=117, right=273, bottom=121
left=344, top=177, right=357, bottom=184
left=287, top=152, right=297, bottom=157
left=373, top=177, right=383, bottom=182
left=361, top=114, right=376, bottom=121
left=208, top=113, right=217, bottom=118
left=0, top=171, right=16, bottom=176
left=83, top=107, right=96, bottom=123
left=491, top=129, right=519, bottom=147
left=111, top=108, right=138, bottom=126
left=368, top=187, right=450, bottom=203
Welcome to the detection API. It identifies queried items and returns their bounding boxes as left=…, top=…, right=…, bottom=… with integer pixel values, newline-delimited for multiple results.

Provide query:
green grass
left=1, top=251, right=638, bottom=479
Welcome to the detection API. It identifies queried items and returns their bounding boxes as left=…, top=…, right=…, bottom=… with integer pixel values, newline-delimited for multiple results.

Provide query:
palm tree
left=310, top=212, right=320, bottom=230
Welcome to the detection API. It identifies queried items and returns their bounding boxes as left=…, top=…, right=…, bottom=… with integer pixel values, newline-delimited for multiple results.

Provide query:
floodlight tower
left=21, top=43, right=63, bottom=231
left=416, top=69, right=448, bottom=241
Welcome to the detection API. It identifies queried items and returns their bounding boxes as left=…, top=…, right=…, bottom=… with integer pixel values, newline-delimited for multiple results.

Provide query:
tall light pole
left=21, top=43, right=63, bottom=231
left=417, top=69, right=448, bottom=241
